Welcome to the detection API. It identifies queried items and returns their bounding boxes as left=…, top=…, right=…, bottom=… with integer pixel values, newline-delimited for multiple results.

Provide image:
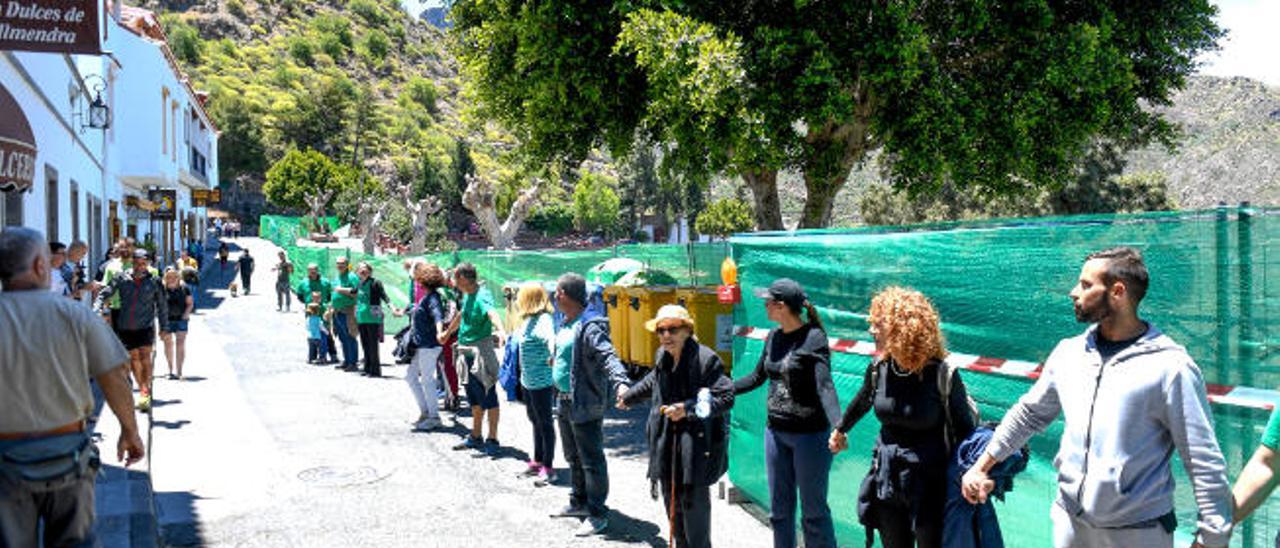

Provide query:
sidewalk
left=90, top=388, right=156, bottom=548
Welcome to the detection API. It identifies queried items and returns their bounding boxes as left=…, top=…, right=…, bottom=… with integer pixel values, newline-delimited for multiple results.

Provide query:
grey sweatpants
left=1051, top=500, right=1173, bottom=548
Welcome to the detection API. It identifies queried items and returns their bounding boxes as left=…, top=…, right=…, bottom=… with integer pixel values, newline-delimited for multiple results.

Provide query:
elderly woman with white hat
left=617, top=304, right=735, bottom=548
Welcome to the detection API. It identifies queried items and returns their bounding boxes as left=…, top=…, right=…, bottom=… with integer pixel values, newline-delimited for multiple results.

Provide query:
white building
left=0, top=1, right=219, bottom=268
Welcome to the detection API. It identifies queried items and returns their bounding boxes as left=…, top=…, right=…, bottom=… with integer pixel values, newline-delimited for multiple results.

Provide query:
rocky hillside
left=1127, top=75, right=1280, bottom=208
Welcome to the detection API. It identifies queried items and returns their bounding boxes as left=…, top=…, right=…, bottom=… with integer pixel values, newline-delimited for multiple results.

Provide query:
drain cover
left=297, top=465, right=385, bottom=487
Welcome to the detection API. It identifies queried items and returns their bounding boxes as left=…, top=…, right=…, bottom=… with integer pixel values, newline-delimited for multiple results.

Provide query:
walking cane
left=659, top=405, right=678, bottom=548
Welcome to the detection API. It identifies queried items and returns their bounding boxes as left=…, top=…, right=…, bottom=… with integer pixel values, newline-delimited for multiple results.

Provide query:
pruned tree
left=399, top=182, right=443, bottom=254
left=462, top=173, right=540, bottom=249
left=357, top=193, right=391, bottom=255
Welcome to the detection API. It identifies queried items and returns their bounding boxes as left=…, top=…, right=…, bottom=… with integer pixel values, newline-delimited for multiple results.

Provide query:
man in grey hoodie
left=961, top=247, right=1232, bottom=548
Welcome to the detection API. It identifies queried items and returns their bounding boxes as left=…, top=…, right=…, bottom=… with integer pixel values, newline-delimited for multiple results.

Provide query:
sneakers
left=574, top=515, right=608, bottom=536
left=167, top=373, right=178, bottom=380
left=452, top=436, right=482, bottom=451
left=413, top=417, right=442, bottom=431
left=481, top=438, right=499, bottom=457
left=534, top=466, right=555, bottom=487
left=551, top=504, right=590, bottom=518
left=135, top=394, right=152, bottom=413
left=518, top=461, right=540, bottom=478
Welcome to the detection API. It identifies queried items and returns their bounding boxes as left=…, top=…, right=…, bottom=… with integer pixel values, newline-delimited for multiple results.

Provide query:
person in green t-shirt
left=1231, top=407, right=1280, bottom=527
left=354, top=261, right=388, bottom=378
left=329, top=256, right=361, bottom=369
left=447, top=262, right=507, bottom=455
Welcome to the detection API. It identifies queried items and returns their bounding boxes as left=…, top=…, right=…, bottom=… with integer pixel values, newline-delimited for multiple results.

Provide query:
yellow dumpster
left=603, top=285, right=630, bottom=366
left=676, top=287, right=735, bottom=372
left=626, top=286, right=678, bottom=367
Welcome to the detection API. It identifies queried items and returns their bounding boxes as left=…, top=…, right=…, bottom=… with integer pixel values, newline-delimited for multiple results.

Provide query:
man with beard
left=961, top=247, right=1232, bottom=548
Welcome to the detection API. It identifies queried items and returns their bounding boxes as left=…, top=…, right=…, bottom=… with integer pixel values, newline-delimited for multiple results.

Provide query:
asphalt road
left=148, top=236, right=774, bottom=548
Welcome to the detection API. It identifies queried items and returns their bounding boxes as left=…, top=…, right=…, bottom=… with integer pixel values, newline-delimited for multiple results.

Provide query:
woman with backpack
left=829, top=286, right=977, bottom=548
left=733, top=279, right=842, bottom=548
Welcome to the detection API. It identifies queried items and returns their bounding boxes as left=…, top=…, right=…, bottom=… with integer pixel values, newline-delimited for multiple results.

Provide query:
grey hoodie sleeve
left=986, top=346, right=1064, bottom=461
left=1164, top=359, right=1233, bottom=547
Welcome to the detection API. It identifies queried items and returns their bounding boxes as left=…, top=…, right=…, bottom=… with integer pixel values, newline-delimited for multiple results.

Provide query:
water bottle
left=695, top=387, right=712, bottom=419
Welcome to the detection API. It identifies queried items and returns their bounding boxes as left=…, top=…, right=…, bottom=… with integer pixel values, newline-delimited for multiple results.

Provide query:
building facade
left=0, top=1, right=219, bottom=269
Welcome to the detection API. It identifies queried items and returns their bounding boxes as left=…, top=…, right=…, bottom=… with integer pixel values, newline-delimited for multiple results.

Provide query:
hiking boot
left=575, top=515, right=608, bottom=536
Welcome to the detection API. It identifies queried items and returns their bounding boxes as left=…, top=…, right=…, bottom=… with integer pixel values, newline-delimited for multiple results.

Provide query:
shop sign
left=191, top=189, right=208, bottom=207
left=148, top=188, right=176, bottom=220
left=0, top=0, right=102, bottom=55
left=0, top=83, right=37, bottom=193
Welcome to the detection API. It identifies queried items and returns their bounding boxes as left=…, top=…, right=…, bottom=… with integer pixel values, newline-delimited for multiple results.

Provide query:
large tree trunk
left=742, top=169, right=783, bottom=231
left=358, top=199, right=389, bottom=255
left=462, top=174, right=540, bottom=249
left=799, top=118, right=871, bottom=229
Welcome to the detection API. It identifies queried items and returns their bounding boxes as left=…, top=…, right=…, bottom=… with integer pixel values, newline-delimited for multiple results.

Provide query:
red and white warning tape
left=734, top=326, right=1277, bottom=412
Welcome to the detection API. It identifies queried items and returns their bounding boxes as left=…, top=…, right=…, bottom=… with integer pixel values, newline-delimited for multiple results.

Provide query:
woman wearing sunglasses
left=618, top=304, right=735, bottom=548
left=733, top=279, right=841, bottom=548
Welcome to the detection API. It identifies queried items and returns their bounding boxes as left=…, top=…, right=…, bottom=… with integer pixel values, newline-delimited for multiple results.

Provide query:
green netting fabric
left=728, top=207, right=1278, bottom=547
left=257, top=215, right=731, bottom=332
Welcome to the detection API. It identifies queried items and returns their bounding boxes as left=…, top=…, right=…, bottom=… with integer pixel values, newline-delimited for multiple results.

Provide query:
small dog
left=229, top=282, right=239, bottom=297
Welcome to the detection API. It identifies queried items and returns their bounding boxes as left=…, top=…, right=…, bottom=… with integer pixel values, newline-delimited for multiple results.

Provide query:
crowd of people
left=8, top=226, right=1280, bottom=547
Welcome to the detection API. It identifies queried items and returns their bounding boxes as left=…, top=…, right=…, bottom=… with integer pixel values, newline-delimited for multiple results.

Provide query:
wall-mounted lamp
left=74, top=75, right=111, bottom=133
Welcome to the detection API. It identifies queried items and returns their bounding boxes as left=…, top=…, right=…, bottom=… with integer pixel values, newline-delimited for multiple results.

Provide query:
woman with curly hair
left=829, top=286, right=976, bottom=548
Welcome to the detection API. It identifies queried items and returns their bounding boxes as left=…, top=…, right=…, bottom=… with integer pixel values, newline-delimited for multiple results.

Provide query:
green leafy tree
left=207, top=93, right=268, bottom=181
left=362, top=29, right=391, bottom=63
left=162, top=17, right=202, bottom=65
left=452, top=0, right=1221, bottom=229
left=448, top=139, right=475, bottom=211
left=406, top=77, right=439, bottom=114
left=695, top=197, right=753, bottom=239
left=275, top=76, right=357, bottom=157
left=263, top=149, right=354, bottom=231
left=572, top=172, right=623, bottom=237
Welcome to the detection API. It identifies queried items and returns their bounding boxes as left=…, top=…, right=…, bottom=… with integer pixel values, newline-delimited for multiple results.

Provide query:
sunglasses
left=655, top=326, right=683, bottom=335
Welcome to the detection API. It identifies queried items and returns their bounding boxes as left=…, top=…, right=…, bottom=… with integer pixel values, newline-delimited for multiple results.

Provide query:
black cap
left=132, top=249, right=150, bottom=260
left=753, top=278, right=807, bottom=309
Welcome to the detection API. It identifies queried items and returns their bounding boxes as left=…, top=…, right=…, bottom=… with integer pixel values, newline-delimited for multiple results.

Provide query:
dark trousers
left=764, top=428, right=837, bottom=548
left=877, top=497, right=942, bottom=548
left=358, top=323, right=381, bottom=377
left=333, top=311, right=359, bottom=366
left=240, top=270, right=252, bottom=293
left=0, top=436, right=99, bottom=548
left=558, top=413, right=609, bottom=518
left=276, top=283, right=291, bottom=310
left=660, top=479, right=713, bottom=548
left=307, top=338, right=322, bottom=362
left=523, top=387, right=556, bottom=468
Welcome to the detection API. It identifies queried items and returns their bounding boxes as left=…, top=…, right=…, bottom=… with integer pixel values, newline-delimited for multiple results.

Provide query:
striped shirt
left=519, top=313, right=555, bottom=390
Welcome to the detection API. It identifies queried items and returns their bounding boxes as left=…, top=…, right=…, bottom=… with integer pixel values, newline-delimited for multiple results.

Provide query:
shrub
left=695, top=197, right=754, bottom=238
left=572, top=172, right=623, bottom=237
left=406, top=77, right=437, bottom=112
left=362, top=30, right=390, bottom=63
left=164, top=18, right=202, bottom=65
left=226, top=0, right=246, bottom=18
left=287, top=37, right=314, bottom=65
left=526, top=204, right=574, bottom=236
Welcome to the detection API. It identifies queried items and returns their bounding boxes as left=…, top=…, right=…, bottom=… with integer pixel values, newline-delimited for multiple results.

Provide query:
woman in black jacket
left=618, top=304, right=734, bottom=548
left=829, top=286, right=976, bottom=548
left=733, top=279, right=841, bottom=548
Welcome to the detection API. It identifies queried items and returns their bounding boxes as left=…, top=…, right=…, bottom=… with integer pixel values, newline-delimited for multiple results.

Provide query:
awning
left=0, top=83, right=37, bottom=193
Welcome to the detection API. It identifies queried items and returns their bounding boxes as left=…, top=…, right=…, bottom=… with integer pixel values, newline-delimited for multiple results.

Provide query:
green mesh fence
left=728, top=207, right=1279, bottom=547
left=257, top=215, right=731, bottom=333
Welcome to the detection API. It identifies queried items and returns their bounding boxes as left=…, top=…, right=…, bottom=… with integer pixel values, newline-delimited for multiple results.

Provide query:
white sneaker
left=413, top=417, right=442, bottom=431
left=574, top=515, right=608, bottom=537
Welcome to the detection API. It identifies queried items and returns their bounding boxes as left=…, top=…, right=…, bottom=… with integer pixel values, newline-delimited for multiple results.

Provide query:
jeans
left=333, top=310, right=359, bottom=366
left=661, top=479, right=712, bottom=548
left=523, top=386, right=556, bottom=468
left=276, top=282, right=291, bottom=310
left=358, top=323, right=382, bottom=377
left=307, top=338, right=324, bottom=362
left=407, top=347, right=443, bottom=419
left=764, top=428, right=837, bottom=548
left=558, top=413, right=609, bottom=518
left=0, top=435, right=99, bottom=548
left=240, top=270, right=252, bottom=293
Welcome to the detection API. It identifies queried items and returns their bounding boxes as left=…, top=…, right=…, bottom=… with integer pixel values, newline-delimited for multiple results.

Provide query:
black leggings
left=523, top=387, right=555, bottom=468
left=358, top=323, right=381, bottom=377
left=874, top=494, right=943, bottom=548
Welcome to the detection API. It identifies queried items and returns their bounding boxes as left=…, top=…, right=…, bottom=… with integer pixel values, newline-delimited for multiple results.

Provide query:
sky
left=1197, top=0, right=1280, bottom=86
left=398, top=0, right=1278, bottom=87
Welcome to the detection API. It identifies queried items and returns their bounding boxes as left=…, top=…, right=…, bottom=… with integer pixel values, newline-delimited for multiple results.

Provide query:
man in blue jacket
left=550, top=273, right=630, bottom=537
left=962, top=247, right=1232, bottom=547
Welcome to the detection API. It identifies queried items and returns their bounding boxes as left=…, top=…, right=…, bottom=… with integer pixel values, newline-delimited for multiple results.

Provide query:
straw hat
left=644, top=304, right=696, bottom=332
